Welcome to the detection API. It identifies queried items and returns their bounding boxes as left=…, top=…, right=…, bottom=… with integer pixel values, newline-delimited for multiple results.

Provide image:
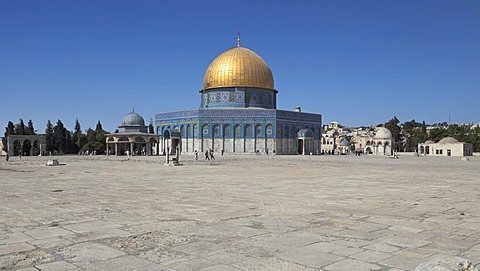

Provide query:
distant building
left=418, top=137, right=473, bottom=157
left=6, top=135, right=46, bottom=156
left=353, top=127, right=394, bottom=155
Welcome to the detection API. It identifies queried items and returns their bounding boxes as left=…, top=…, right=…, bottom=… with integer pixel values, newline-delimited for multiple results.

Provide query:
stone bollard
left=46, top=160, right=59, bottom=166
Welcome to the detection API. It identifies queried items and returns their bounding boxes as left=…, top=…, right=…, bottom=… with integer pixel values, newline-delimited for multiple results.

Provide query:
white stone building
left=418, top=137, right=473, bottom=157
left=352, top=127, right=394, bottom=155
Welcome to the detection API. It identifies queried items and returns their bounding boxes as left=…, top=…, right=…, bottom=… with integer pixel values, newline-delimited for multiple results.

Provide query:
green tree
left=16, top=119, right=26, bottom=135
left=72, top=118, right=87, bottom=153
left=83, top=128, right=95, bottom=153
left=428, top=127, right=448, bottom=142
left=53, top=119, right=68, bottom=154
left=384, top=116, right=401, bottom=151
left=45, top=120, right=54, bottom=153
left=65, top=131, right=76, bottom=154
left=26, top=119, right=35, bottom=135
left=94, top=121, right=107, bottom=154
left=2, top=121, right=15, bottom=152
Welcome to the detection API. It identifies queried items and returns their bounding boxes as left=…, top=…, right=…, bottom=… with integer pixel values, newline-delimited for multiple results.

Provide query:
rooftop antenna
left=448, top=106, right=451, bottom=124
left=237, top=32, right=241, bottom=47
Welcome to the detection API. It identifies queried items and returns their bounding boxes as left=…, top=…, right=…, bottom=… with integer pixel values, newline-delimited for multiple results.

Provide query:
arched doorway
left=32, top=140, right=41, bottom=156
left=23, top=139, right=32, bottom=156
left=13, top=140, right=21, bottom=156
left=297, top=129, right=314, bottom=155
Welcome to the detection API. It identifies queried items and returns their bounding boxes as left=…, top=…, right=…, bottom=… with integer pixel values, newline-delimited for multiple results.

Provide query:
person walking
left=194, top=150, right=198, bottom=160
left=205, top=150, right=210, bottom=160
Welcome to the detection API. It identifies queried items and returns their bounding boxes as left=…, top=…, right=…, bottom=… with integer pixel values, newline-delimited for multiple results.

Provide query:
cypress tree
left=2, top=121, right=15, bottom=152
left=16, top=119, right=26, bottom=135
left=26, top=119, right=35, bottom=135
left=45, top=120, right=54, bottom=153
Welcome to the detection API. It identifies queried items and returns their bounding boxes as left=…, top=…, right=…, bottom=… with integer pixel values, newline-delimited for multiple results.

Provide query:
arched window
left=223, top=125, right=230, bottom=138
left=255, top=124, right=262, bottom=137
left=234, top=125, right=241, bottom=138
left=244, top=124, right=252, bottom=138
left=266, top=124, right=273, bottom=137
left=213, top=124, right=220, bottom=137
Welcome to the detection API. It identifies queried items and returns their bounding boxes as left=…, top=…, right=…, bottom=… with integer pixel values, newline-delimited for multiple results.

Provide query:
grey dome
left=339, top=139, right=350, bottom=146
left=437, top=137, right=459, bottom=144
left=121, top=112, right=145, bottom=126
left=374, top=127, right=392, bottom=139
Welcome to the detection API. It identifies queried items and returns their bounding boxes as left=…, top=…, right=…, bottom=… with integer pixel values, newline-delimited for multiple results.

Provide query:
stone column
left=130, top=142, right=133, bottom=156
left=115, top=143, right=118, bottom=156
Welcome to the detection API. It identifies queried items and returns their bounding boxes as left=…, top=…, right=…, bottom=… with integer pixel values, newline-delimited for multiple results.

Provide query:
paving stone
left=276, top=246, right=345, bottom=268
left=380, top=255, right=424, bottom=270
left=231, top=257, right=317, bottom=270
left=80, top=255, right=155, bottom=271
left=57, top=242, right=126, bottom=263
left=376, top=235, right=431, bottom=248
left=25, top=226, right=74, bottom=239
left=0, top=232, right=35, bottom=245
left=363, top=243, right=401, bottom=253
left=324, top=258, right=383, bottom=271
left=165, top=256, right=217, bottom=270
left=0, top=242, right=36, bottom=256
left=63, top=220, right=123, bottom=233
left=393, top=248, right=436, bottom=259
left=332, top=247, right=364, bottom=256
left=35, top=260, right=80, bottom=271
left=304, top=241, right=346, bottom=253
left=65, top=228, right=131, bottom=243
left=27, top=237, right=73, bottom=249
left=198, top=264, right=243, bottom=271
left=351, top=249, right=393, bottom=262
left=171, top=241, right=226, bottom=256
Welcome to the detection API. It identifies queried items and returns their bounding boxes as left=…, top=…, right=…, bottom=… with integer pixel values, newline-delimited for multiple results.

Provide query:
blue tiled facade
left=155, top=106, right=322, bottom=155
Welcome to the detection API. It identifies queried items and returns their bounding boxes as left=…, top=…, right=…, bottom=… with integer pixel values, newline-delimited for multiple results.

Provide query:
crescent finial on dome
left=237, top=32, right=240, bottom=47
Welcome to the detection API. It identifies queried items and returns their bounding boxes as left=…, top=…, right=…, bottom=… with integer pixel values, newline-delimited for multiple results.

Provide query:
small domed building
left=418, top=136, right=473, bottom=156
left=155, top=35, right=322, bottom=155
left=106, top=111, right=159, bottom=156
left=351, top=127, right=394, bottom=155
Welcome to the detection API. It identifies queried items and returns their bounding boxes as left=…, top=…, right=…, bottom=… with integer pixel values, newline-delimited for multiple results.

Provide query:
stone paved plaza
left=1, top=154, right=479, bottom=270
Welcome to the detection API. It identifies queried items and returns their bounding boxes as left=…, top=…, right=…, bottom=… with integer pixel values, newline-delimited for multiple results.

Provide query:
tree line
left=3, top=118, right=108, bottom=155
left=383, top=116, right=480, bottom=152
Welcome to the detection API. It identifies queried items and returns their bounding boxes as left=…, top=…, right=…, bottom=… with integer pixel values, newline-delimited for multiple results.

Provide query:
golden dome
left=203, top=46, right=274, bottom=90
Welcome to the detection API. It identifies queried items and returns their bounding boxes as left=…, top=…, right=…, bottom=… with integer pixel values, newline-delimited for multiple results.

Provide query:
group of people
left=205, top=149, right=215, bottom=160
left=193, top=149, right=216, bottom=161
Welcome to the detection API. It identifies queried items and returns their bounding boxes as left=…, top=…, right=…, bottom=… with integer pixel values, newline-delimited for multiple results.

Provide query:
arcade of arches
left=106, top=135, right=158, bottom=156
left=7, top=135, right=47, bottom=156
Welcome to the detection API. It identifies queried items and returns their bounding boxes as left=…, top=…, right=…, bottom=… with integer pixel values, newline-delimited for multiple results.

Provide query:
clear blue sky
left=1, top=0, right=479, bottom=133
